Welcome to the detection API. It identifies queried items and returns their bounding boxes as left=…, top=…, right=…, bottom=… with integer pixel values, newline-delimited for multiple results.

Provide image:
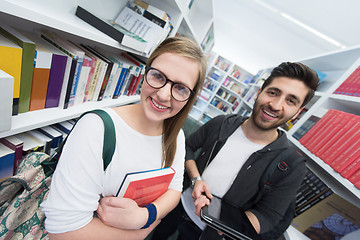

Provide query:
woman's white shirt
left=41, top=108, right=185, bottom=233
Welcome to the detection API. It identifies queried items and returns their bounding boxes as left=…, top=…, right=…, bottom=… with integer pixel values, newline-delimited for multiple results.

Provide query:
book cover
left=0, top=69, right=14, bottom=132
left=0, top=136, right=23, bottom=175
left=74, top=56, right=92, bottom=105
left=80, top=45, right=113, bottom=101
left=0, top=34, right=22, bottom=116
left=116, top=167, right=175, bottom=207
left=113, top=65, right=130, bottom=99
left=292, top=194, right=360, bottom=239
left=0, top=23, right=35, bottom=114
left=29, top=45, right=53, bottom=111
left=75, top=6, right=151, bottom=54
left=0, top=143, right=15, bottom=181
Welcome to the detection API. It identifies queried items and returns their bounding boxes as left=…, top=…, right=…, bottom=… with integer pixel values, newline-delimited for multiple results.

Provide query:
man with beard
left=151, top=62, right=319, bottom=240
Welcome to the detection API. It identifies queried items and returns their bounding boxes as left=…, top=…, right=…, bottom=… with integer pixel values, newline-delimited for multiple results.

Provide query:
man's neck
left=241, top=118, right=279, bottom=145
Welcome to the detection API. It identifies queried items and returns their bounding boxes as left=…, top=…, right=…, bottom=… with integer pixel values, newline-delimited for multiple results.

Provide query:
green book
left=0, top=23, right=35, bottom=114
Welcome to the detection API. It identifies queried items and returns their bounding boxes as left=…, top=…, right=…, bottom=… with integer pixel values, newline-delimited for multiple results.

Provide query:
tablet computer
left=200, top=196, right=260, bottom=240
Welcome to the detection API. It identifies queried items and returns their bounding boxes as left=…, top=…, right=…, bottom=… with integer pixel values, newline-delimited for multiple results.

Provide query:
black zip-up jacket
left=185, top=114, right=306, bottom=234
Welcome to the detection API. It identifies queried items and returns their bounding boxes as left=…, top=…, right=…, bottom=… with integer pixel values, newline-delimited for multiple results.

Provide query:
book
left=54, top=121, right=74, bottom=135
left=103, top=56, right=123, bottom=99
left=73, top=55, right=92, bottom=105
left=80, top=45, right=113, bottom=101
left=292, top=194, right=360, bottom=239
left=116, top=167, right=175, bottom=207
left=36, top=126, right=63, bottom=149
left=0, top=143, right=15, bottom=181
left=40, top=32, right=84, bottom=109
left=0, top=23, right=35, bottom=114
left=75, top=6, right=151, bottom=54
left=29, top=38, right=53, bottom=111
left=0, top=135, right=23, bottom=175
left=0, top=69, right=14, bottom=132
left=27, top=130, right=53, bottom=155
left=0, top=33, right=22, bottom=116
left=114, top=1, right=171, bottom=52
left=112, top=65, right=130, bottom=99
left=13, top=132, right=44, bottom=156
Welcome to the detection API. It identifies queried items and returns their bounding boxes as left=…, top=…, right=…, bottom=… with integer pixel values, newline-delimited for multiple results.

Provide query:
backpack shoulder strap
left=42, top=109, right=116, bottom=175
left=254, top=149, right=304, bottom=203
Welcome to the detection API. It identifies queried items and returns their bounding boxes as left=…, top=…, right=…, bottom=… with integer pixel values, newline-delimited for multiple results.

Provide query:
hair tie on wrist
left=141, top=203, right=157, bottom=229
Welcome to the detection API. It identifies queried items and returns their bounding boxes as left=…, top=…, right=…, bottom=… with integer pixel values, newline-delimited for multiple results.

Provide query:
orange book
left=116, top=167, right=175, bottom=207
left=29, top=68, right=51, bottom=111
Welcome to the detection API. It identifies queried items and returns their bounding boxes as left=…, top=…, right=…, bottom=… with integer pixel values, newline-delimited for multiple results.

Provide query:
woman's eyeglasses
left=145, top=66, right=195, bottom=102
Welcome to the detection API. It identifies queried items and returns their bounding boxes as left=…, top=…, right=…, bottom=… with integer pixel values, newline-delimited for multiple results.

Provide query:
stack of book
left=298, top=109, right=360, bottom=188
left=75, top=0, right=172, bottom=55
left=334, top=66, right=360, bottom=97
left=0, top=23, right=144, bottom=114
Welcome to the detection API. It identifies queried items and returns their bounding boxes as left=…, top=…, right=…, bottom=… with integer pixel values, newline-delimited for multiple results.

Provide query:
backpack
left=258, top=149, right=305, bottom=240
left=0, top=109, right=115, bottom=240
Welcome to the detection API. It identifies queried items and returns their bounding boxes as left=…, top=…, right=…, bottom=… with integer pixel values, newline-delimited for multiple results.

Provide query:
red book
left=300, top=109, right=341, bottom=152
left=0, top=136, right=23, bottom=174
left=306, top=111, right=346, bottom=155
left=116, top=167, right=175, bottom=207
left=315, top=114, right=356, bottom=158
left=129, top=67, right=145, bottom=96
left=299, top=109, right=337, bottom=146
left=331, top=131, right=360, bottom=172
left=339, top=156, right=360, bottom=179
left=354, top=179, right=360, bottom=190
left=320, top=121, right=360, bottom=164
left=348, top=166, right=360, bottom=185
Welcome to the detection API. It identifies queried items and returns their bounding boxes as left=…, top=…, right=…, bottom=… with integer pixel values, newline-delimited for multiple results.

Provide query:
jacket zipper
left=205, top=140, right=218, bottom=169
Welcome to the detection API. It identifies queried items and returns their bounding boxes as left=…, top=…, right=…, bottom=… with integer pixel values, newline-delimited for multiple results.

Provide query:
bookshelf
left=190, top=52, right=253, bottom=123
left=0, top=0, right=214, bottom=138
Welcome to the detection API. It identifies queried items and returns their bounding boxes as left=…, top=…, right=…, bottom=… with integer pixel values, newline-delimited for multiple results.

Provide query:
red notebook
left=116, top=167, right=175, bottom=207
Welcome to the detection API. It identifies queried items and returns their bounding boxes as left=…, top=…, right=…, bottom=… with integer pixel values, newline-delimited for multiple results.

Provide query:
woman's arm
left=97, top=189, right=181, bottom=229
left=49, top=217, right=159, bottom=240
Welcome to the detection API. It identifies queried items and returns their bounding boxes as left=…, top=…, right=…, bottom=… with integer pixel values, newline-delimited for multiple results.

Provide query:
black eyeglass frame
left=144, top=66, right=195, bottom=102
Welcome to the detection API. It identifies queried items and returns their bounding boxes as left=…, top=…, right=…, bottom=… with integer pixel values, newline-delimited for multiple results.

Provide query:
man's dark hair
left=261, top=62, right=320, bottom=107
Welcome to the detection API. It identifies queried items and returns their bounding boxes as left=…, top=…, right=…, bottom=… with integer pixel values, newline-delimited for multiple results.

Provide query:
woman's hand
left=97, top=197, right=148, bottom=229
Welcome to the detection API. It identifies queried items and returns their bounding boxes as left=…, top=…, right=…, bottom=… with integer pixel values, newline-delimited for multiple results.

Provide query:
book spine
left=97, top=63, right=113, bottom=101
left=45, top=54, right=67, bottom=108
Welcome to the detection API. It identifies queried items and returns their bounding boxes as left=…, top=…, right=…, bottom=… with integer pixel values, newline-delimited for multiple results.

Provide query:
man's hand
left=97, top=197, right=148, bottom=229
left=192, top=180, right=213, bottom=200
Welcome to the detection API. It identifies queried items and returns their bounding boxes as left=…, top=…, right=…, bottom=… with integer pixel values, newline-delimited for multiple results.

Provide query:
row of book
left=210, top=98, right=230, bottom=113
left=213, top=56, right=231, bottom=72
left=297, top=109, right=360, bottom=189
left=292, top=167, right=360, bottom=239
left=334, top=65, right=360, bottom=97
left=0, top=119, right=76, bottom=181
left=0, top=23, right=145, bottom=125
left=222, top=77, right=246, bottom=95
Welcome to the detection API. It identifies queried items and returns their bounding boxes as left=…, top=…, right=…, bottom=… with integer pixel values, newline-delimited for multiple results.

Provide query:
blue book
left=113, top=67, right=130, bottom=99
left=0, top=143, right=15, bottom=180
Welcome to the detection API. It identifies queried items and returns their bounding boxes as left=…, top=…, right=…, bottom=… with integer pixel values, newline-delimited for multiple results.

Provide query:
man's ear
left=291, top=106, right=305, bottom=121
left=254, top=88, right=261, bottom=101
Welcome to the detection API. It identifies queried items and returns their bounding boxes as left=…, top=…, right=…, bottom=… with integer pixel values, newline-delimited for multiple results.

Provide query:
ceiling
left=212, top=0, right=360, bottom=74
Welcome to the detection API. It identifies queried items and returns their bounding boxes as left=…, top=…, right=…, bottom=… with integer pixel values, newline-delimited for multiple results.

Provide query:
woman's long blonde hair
left=146, top=37, right=206, bottom=168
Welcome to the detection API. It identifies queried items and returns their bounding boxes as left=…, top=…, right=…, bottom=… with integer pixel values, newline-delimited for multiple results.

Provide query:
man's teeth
left=263, top=109, right=277, bottom=118
left=152, top=99, right=168, bottom=109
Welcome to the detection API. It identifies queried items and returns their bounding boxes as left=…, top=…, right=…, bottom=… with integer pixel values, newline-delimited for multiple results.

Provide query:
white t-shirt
left=41, top=108, right=185, bottom=233
left=182, top=126, right=264, bottom=229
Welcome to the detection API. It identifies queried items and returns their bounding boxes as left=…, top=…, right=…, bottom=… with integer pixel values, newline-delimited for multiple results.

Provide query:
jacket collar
left=218, top=114, right=290, bottom=152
